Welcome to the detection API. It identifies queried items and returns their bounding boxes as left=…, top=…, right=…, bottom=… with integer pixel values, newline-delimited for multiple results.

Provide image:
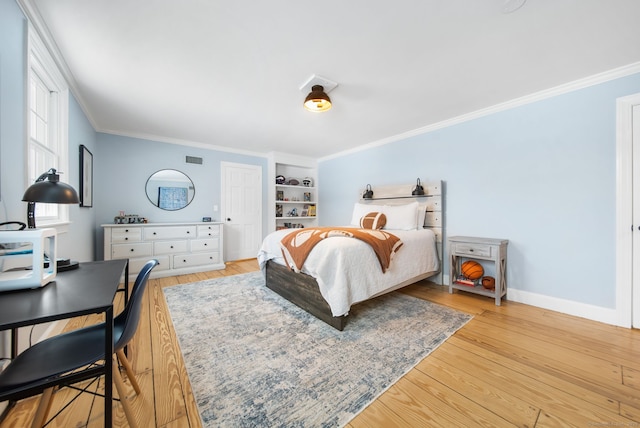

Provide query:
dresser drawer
left=111, top=242, right=153, bottom=259
left=190, top=238, right=218, bottom=252
left=197, top=224, right=220, bottom=238
left=154, top=240, right=188, bottom=255
left=111, top=228, right=142, bottom=243
left=452, top=242, right=492, bottom=258
left=173, top=252, right=220, bottom=268
left=144, top=226, right=196, bottom=240
left=129, top=255, right=170, bottom=274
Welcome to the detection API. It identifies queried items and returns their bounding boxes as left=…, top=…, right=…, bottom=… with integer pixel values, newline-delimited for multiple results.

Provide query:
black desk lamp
left=22, top=168, right=80, bottom=270
left=22, top=168, right=79, bottom=228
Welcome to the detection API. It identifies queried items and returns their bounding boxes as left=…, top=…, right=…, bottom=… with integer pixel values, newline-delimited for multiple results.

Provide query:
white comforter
left=257, top=228, right=439, bottom=317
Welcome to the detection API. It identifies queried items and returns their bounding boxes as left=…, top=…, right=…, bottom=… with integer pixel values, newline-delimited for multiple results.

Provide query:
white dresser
left=102, top=222, right=224, bottom=280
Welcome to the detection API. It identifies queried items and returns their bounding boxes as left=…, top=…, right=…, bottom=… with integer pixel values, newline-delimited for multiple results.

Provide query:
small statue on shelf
left=287, top=208, right=298, bottom=217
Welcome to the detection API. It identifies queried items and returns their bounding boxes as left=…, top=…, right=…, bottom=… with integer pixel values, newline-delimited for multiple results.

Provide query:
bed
left=258, top=181, right=443, bottom=330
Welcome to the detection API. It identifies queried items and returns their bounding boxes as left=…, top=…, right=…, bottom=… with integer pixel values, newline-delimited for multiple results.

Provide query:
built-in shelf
left=271, top=158, right=318, bottom=232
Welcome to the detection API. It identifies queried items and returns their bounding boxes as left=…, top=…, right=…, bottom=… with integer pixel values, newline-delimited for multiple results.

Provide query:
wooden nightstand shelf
left=448, top=236, right=508, bottom=305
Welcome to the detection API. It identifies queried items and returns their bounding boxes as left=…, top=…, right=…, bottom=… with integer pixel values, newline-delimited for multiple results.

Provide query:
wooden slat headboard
left=357, top=181, right=443, bottom=284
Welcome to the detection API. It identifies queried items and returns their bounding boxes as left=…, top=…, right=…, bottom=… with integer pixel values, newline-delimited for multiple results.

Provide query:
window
left=27, top=25, right=70, bottom=226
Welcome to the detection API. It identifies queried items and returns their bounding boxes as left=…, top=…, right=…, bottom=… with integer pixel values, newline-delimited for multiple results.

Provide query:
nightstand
left=448, top=236, right=508, bottom=305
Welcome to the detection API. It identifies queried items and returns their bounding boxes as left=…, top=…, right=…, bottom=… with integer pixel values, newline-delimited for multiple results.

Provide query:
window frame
left=26, top=24, right=71, bottom=230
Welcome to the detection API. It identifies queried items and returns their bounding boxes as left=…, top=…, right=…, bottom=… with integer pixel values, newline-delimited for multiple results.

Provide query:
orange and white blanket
left=258, top=228, right=439, bottom=317
left=280, top=227, right=403, bottom=273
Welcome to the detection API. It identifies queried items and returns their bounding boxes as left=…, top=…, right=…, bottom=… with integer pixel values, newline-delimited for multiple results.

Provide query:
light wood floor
left=2, top=259, right=639, bottom=427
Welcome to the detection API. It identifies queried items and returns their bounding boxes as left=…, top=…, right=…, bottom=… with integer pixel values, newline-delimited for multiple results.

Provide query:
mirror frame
left=145, top=169, right=195, bottom=211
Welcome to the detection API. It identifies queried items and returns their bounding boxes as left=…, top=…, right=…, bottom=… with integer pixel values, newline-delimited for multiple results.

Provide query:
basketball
left=461, top=260, right=484, bottom=280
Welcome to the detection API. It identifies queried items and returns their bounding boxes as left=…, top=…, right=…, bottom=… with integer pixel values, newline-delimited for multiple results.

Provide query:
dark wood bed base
left=265, top=259, right=346, bottom=330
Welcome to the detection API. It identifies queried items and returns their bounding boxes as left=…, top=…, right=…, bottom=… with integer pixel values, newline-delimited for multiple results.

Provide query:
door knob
left=227, top=218, right=231, bottom=221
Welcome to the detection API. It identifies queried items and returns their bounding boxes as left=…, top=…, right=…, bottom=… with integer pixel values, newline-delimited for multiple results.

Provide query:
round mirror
left=145, top=169, right=195, bottom=210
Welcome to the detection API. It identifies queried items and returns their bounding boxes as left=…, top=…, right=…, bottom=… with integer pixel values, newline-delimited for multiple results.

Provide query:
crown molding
left=320, top=62, right=640, bottom=162
left=98, top=128, right=270, bottom=159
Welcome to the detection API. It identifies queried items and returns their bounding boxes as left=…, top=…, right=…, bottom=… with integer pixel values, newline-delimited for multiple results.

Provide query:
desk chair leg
left=112, top=357, right=137, bottom=428
left=117, top=348, right=141, bottom=395
left=31, top=387, right=55, bottom=428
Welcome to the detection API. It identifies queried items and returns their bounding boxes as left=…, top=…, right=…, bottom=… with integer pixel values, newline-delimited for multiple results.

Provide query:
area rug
left=163, top=271, right=472, bottom=427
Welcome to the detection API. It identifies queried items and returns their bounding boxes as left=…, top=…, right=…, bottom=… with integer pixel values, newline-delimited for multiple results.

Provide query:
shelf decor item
left=482, top=276, right=496, bottom=290
left=461, top=260, right=484, bottom=280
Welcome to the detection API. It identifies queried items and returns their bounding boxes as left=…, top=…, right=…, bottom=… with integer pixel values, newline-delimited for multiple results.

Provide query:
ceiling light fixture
left=304, top=85, right=332, bottom=112
left=300, top=74, right=338, bottom=113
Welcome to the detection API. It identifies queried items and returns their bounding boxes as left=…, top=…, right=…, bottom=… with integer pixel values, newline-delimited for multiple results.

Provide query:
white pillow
left=383, top=202, right=419, bottom=230
left=416, top=203, right=427, bottom=229
left=351, top=202, right=385, bottom=226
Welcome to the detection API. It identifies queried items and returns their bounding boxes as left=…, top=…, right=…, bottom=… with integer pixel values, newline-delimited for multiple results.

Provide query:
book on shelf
left=454, top=276, right=479, bottom=287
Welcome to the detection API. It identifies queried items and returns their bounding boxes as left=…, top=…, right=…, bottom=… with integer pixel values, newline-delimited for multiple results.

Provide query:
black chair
left=0, top=259, right=158, bottom=428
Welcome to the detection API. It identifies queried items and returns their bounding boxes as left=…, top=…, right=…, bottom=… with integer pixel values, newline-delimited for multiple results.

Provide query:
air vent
left=186, top=156, right=203, bottom=165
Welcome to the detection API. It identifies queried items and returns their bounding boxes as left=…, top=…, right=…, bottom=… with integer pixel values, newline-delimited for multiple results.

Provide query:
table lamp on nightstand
left=22, top=168, right=80, bottom=271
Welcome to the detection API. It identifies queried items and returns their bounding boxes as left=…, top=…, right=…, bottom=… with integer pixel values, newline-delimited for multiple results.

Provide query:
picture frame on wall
left=79, top=145, right=93, bottom=207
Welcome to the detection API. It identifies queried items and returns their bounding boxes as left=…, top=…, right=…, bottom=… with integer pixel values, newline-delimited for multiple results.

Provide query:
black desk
left=0, top=259, right=128, bottom=427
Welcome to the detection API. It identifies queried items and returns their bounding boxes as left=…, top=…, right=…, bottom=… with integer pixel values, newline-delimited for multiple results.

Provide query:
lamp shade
left=304, top=85, right=332, bottom=112
left=22, top=179, right=79, bottom=204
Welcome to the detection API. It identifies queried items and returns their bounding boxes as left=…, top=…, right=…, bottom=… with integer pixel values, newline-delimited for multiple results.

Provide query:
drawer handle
left=170, top=245, right=174, bottom=249
left=130, top=249, right=135, bottom=252
left=204, top=243, right=208, bottom=246
left=125, top=229, right=129, bottom=232
left=187, top=231, right=190, bottom=234
left=183, top=259, right=187, bottom=263
left=469, top=249, right=474, bottom=252
left=125, top=237, right=128, bottom=241
left=153, top=232, right=157, bottom=235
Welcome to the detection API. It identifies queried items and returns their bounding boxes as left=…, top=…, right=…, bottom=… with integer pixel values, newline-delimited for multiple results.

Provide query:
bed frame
left=265, top=181, right=443, bottom=331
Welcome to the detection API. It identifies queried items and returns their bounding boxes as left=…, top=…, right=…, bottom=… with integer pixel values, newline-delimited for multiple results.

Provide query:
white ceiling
left=26, top=0, right=640, bottom=159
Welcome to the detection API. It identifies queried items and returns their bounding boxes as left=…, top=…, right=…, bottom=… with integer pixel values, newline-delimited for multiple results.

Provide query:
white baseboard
left=507, top=288, right=623, bottom=327
left=441, top=274, right=623, bottom=327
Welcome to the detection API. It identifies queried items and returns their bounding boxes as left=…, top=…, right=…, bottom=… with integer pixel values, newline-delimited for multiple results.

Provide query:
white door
left=616, top=93, right=640, bottom=328
left=632, top=104, right=640, bottom=327
left=221, top=162, right=263, bottom=261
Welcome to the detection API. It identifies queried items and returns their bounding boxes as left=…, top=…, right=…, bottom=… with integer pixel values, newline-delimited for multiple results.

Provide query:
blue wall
left=0, top=0, right=268, bottom=263
left=319, top=72, right=640, bottom=311
left=94, top=133, right=268, bottom=259
left=0, top=0, right=27, bottom=221
left=0, top=1, right=97, bottom=261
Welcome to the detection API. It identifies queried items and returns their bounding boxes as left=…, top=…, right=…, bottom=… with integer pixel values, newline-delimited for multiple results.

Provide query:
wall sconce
left=22, top=168, right=80, bottom=229
left=412, top=178, right=425, bottom=196
left=362, top=184, right=374, bottom=199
